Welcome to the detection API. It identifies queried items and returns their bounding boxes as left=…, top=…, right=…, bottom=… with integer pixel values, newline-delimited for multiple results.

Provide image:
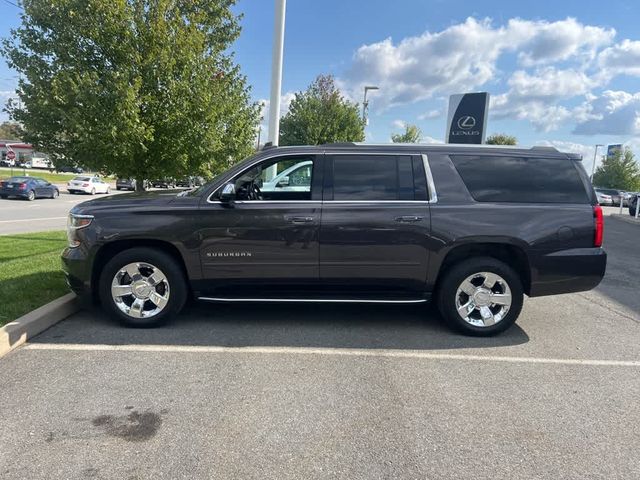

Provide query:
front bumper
left=528, top=247, right=607, bottom=297
left=61, top=246, right=92, bottom=297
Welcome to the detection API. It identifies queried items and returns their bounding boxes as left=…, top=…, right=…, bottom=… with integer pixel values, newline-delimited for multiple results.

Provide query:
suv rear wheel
left=99, top=247, right=187, bottom=327
left=436, top=257, right=523, bottom=336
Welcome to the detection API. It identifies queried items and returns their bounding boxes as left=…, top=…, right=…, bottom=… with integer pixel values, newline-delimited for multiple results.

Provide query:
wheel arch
left=91, top=239, right=190, bottom=302
left=434, top=241, right=532, bottom=295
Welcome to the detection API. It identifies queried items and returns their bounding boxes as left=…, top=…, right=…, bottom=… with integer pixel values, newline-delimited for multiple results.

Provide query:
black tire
left=116, top=187, right=121, bottom=191
left=436, top=257, right=524, bottom=336
left=26, top=190, right=36, bottom=201
left=98, top=247, right=188, bottom=327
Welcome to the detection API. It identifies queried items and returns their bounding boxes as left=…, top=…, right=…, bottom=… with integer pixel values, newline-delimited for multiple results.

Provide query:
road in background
left=0, top=216, right=638, bottom=479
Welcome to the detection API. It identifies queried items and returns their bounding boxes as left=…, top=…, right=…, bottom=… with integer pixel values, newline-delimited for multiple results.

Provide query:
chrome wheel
left=455, top=272, right=512, bottom=327
left=111, top=262, right=170, bottom=319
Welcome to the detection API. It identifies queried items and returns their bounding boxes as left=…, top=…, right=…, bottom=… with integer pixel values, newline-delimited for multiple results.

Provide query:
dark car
left=176, top=177, right=196, bottom=188
left=57, top=165, right=84, bottom=174
left=62, top=143, right=606, bottom=336
left=116, top=178, right=147, bottom=191
left=0, top=176, right=59, bottom=200
left=150, top=178, right=176, bottom=189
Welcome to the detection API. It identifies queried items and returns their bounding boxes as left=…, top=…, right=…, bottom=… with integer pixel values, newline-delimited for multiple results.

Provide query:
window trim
left=206, top=150, right=438, bottom=205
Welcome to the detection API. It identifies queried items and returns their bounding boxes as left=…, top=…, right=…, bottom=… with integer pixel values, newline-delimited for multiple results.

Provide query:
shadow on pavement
left=32, top=301, right=529, bottom=351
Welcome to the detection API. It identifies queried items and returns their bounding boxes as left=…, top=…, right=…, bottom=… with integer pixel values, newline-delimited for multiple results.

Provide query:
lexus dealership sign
left=446, top=92, right=490, bottom=144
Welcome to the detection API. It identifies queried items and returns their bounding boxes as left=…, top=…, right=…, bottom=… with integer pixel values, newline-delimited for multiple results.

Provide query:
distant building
left=0, top=141, right=51, bottom=168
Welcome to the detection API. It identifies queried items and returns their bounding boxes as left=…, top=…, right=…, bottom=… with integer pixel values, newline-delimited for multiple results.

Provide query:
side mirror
left=220, top=183, right=236, bottom=204
left=276, top=176, right=290, bottom=188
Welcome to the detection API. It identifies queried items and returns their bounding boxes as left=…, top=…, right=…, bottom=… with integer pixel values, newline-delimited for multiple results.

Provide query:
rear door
left=319, top=153, right=432, bottom=296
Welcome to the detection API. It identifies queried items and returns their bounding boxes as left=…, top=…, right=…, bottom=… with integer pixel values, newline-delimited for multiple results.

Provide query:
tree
left=592, top=147, right=640, bottom=191
left=0, top=122, right=23, bottom=140
left=391, top=124, right=422, bottom=143
left=279, top=75, right=364, bottom=146
left=2, top=0, right=259, bottom=190
left=486, top=133, right=517, bottom=145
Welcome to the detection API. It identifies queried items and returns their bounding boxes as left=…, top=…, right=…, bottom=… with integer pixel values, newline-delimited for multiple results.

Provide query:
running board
left=197, top=297, right=428, bottom=304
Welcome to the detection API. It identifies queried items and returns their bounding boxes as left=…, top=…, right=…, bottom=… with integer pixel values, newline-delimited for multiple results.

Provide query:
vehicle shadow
left=32, top=301, right=530, bottom=351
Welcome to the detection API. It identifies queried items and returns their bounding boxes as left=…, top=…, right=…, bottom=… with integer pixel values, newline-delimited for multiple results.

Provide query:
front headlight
left=67, top=213, right=94, bottom=247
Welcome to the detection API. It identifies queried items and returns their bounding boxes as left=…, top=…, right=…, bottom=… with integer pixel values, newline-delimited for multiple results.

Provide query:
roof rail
left=321, top=142, right=357, bottom=147
left=530, top=146, right=559, bottom=152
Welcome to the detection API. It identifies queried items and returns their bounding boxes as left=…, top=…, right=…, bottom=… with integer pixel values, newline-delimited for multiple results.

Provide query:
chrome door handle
left=395, top=215, right=423, bottom=223
left=287, top=216, right=315, bottom=224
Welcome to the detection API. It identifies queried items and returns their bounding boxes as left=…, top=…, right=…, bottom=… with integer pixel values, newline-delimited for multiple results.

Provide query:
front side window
left=230, top=156, right=315, bottom=201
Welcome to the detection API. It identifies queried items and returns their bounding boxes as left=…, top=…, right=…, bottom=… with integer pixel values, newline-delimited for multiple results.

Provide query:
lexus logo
left=457, top=116, right=476, bottom=130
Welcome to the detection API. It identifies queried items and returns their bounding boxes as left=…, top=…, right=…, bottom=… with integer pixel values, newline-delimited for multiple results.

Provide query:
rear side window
left=451, top=156, right=589, bottom=203
left=330, top=155, right=415, bottom=200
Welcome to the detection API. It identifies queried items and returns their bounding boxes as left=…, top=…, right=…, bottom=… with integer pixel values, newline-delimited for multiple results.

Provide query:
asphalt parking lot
left=1, top=217, right=639, bottom=479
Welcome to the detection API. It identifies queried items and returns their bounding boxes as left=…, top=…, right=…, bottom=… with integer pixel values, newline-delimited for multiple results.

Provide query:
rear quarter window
left=451, top=155, right=589, bottom=203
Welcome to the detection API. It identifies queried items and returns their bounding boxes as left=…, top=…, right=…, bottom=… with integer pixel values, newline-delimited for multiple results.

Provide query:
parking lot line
left=24, top=343, right=640, bottom=367
left=0, top=216, right=67, bottom=224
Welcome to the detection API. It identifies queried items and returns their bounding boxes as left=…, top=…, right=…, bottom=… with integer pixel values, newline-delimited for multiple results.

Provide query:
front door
left=197, top=154, right=322, bottom=297
left=319, top=153, right=432, bottom=296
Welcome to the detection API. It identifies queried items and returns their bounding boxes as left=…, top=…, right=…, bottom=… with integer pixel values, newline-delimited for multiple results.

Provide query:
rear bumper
left=528, top=247, right=607, bottom=297
left=0, top=189, right=28, bottom=198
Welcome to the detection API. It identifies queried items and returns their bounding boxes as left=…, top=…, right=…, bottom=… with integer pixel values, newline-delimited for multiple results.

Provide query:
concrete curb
left=610, top=214, right=640, bottom=226
left=0, top=293, right=80, bottom=358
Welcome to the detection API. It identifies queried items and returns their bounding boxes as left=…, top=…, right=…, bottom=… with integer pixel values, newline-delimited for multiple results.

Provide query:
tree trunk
left=135, top=175, right=145, bottom=192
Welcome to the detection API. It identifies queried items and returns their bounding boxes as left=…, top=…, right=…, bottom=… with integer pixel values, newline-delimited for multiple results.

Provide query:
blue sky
left=2, top=0, right=640, bottom=171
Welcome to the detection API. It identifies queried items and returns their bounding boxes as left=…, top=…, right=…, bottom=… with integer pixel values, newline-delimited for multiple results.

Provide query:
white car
left=261, top=160, right=312, bottom=192
left=595, top=189, right=612, bottom=206
left=68, top=176, right=111, bottom=195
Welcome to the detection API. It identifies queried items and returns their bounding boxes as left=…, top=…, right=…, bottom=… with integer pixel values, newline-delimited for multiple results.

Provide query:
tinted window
left=451, top=156, right=589, bottom=203
left=332, top=155, right=413, bottom=200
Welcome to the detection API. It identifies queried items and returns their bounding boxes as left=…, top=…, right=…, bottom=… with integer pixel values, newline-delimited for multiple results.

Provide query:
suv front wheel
left=437, top=257, right=524, bottom=336
left=99, top=247, right=187, bottom=327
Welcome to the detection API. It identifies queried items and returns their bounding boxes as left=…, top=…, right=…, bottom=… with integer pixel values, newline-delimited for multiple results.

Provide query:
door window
left=330, top=155, right=414, bottom=201
left=229, top=156, right=315, bottom=201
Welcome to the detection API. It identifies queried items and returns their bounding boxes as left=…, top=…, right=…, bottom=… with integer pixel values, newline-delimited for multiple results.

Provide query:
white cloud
left=344, top=17, right=614, bottom=108
left=536, top=140, right=600, bottom=174
left=598, top=39, right=640, bottom=77
left=418, top=109, right=442, bottom=120
left=392, top=119, right=406, bottom=130
left=573, top=90, right=640, bottom=136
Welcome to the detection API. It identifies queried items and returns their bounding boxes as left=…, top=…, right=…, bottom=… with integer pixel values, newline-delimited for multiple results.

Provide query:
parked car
left=0, top=159, right=16, bottom=167
left=594, top=188, right=613, bottom=206
left=62, top=143, right=606, bottom=336
left=594, top=187, right=622, bottom=206
left=57, top=165, right=84, bottom=174
left=176, top=177, right=196, bottom=188
left=67, top=176, right=111, bottom=195
left=261, top=160, right=313, bottom=192
left=150, top=178, right=176, bottom=189
left=0, top=176, right=59, bottom=200
left=116, top=178, right=147, bottom=191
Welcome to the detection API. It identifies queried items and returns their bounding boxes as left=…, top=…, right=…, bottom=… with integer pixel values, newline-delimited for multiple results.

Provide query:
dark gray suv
left=62, top=143, right=606, bottom=336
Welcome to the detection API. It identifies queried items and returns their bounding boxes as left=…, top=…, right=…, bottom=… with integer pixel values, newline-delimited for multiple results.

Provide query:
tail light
left=593, top=205, right=603, bottom=247
left=0, top=182, right=5, bottom=187
left=18, top=183, right=27, bottom=190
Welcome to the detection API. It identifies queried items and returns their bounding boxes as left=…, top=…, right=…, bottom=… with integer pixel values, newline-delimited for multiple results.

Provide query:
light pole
left=590, top=144, right=604, bottom=182
left=362, top=85, right=379, bottom=126
left=267, top=0, right=286, bottom=147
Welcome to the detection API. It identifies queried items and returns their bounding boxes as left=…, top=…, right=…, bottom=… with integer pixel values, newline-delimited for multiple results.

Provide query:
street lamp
left=267, top=0, right=287, bottom=148
left=590, top=144, right=604, bottom=181
left=362, top=85, right=379, bottom=125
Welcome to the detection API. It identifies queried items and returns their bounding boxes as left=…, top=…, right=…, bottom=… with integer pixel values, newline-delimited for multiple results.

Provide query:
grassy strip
left=0, top=167, right=114, bottom=183
left=0, top=231, right=69, bottom=326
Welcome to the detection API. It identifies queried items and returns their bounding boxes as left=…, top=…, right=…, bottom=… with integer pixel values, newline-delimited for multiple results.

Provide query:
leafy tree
left=593, top=147, right=640, bottom=191
left=391, top=124, right=422, bottom=143
left=2, top=0, right=259, bottom=190
left=279, top=75, right=364, bottom=146
left=486, top=133, right=517, bottom=145
left=0, top=122, right=23, bottom=140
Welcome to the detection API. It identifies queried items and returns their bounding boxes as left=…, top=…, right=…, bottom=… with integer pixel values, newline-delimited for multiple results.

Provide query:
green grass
left=0, top=231, right=69, bottom=326
left=0, top=167, right=114, bottom=183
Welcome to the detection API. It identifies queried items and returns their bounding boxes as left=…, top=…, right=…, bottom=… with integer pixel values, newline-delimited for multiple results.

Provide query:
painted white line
left=0, top=216, right=67, bottom=224
left=23, top=343, right=640, bottom=367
